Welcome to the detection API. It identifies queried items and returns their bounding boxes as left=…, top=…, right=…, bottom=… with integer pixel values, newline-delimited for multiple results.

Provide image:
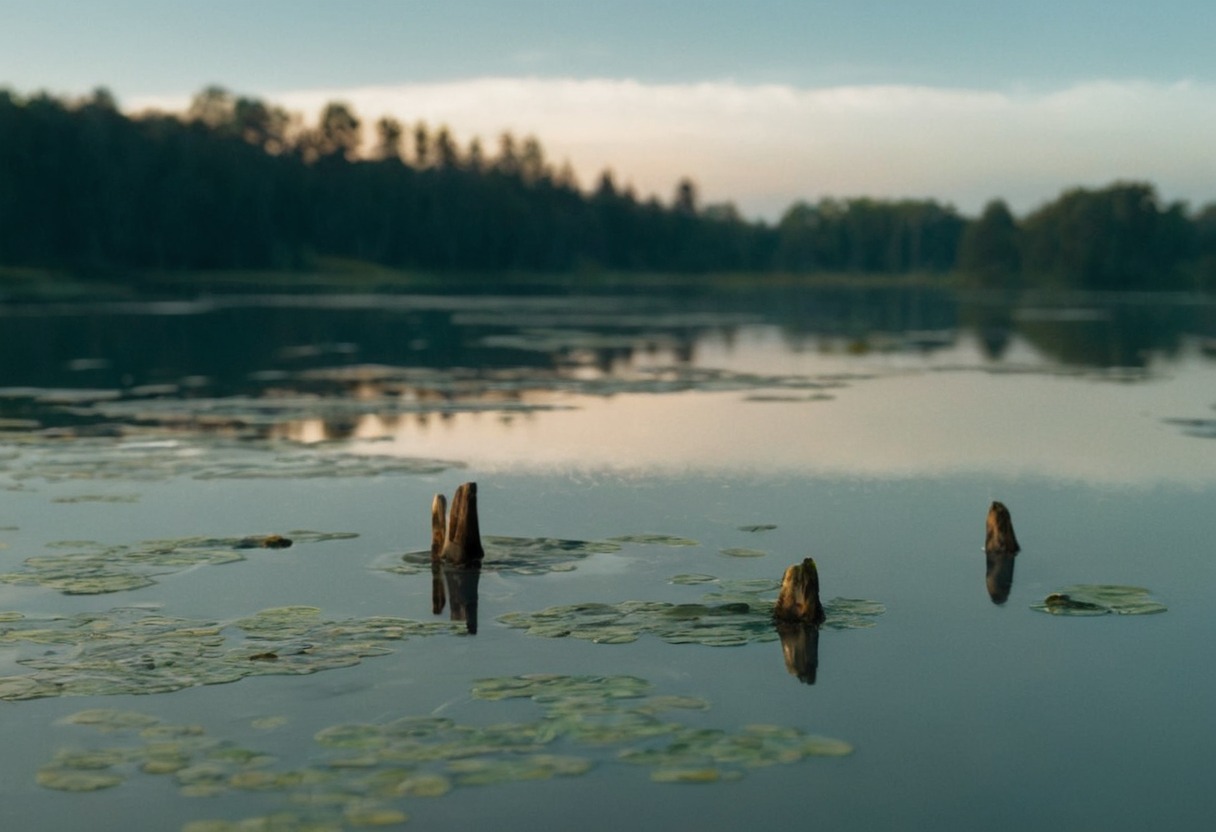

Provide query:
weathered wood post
left=441, top=482, right=485, bottom=567
left=429, top=482, right=484, bottom=633
left=430, top=493, right=448, bottom=615
left=773, top=557, right=826, bottom=626
left=984, top=501, right=1019, bottom=554
left=984, top=501, right=1019, bottom=605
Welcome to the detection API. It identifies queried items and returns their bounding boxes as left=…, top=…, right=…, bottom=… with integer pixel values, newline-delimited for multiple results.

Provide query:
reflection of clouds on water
left=3, top=292, right=1214, bottom=485
left=345, top=353, right=1216, bottom=485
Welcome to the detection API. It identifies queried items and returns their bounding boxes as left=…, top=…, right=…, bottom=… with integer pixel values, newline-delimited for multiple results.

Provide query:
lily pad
left=389, top=535, right=622, bottom=577
left=607, top=534, right=701, bottom=547
left=1031, top=585, right=1167, bottom=616
left=0, top=605, right=457, bottom=702
left=0, top=531, right=357, bottom=595
left=42, top=674, right=851, bottom=828
left=669, top=573, right=718, bottom=585
left=719, top=547, right=767, bottom=558
left=498, top=586, right=883, bottom=646
left=36, top=768, right=125, bottom=792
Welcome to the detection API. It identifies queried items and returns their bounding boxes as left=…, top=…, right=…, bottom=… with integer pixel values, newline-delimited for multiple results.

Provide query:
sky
left=3, top=0, right=1215, bottom=220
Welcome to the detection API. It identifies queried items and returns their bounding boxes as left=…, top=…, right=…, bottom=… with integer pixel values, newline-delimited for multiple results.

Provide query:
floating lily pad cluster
left=391, top=532, right=705, bottom=578
left=1031, top=585, right=1167, bottom=616
left=40, top=675, right=851, bottom=829
left=0, top=531, right=358, bottom=595
left=607, top=533, right=701, bottom=547
left=0, top=435, right=460, bottom=484
left=390, top=535, right=624, bottom=577
left=498, top=580, right=884, bottom=646
left=0, top=605, right=456, bottom=702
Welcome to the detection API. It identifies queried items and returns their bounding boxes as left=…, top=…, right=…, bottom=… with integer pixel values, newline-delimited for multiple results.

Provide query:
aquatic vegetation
left=607, top=534, right=700, bottom=547
left=1031, top=585, right=1167, bottom=616
left=390, top=535, right=624, bottom=577
left=0, top=531, right=358, bottom=595
left=390, top=532, right=703, bottom=579
left=719, top=547, right=767, bottom=558
left=40, top=675, right=851, bottom=828
left=669, top=573, right=718, bottom=585
left=498, top=580, right=884, bottom=646
left=0, top=605, right=456, bottom=702
left=0, top=435, right=461, bottom=484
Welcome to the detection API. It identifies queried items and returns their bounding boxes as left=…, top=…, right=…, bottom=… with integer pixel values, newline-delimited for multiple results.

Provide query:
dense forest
left=1, top=86, right=1214, bottom=291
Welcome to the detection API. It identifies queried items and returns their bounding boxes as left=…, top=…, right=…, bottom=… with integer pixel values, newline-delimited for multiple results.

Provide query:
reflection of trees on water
left=1, top=289, right=1212, bottom=435
left=1012, top=303, right=1194, bottom=368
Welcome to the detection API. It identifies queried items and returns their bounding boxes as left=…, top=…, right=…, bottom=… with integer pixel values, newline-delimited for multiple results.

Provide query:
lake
left=1, top=283, right=1214, bottom=831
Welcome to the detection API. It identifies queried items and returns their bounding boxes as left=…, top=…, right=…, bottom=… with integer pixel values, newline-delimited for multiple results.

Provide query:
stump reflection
left=776, top=622, right=821, bottom=685
left=983, top=501, right=1020, bottom=605
left=429, top=481, right=485, bottom=635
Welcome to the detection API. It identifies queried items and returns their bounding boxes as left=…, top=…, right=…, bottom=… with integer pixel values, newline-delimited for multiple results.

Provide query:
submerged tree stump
left=435, top=482, right=485, bottom=567
left=984, top=501, right=1020, bottom=555
left=429, top=482, right=485, bottom=634
left=773, top=557, right=826, bottom=627
left=983, top=501, right=1019, bottom=605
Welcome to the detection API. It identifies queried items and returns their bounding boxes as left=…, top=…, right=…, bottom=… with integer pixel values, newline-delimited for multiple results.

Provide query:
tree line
left=1, top=86, right=1213, bottom=290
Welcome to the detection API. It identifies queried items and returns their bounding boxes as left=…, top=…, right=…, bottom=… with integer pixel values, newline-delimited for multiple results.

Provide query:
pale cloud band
left=133, top=77, right=1216, bottom=220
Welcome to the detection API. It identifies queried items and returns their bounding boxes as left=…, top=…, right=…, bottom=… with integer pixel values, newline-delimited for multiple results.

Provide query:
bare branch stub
left=985, top=501, right=1020, bottom=555
left=773, top=557, right=826, bottom=627
left=430, top=493, right=448, bottom=565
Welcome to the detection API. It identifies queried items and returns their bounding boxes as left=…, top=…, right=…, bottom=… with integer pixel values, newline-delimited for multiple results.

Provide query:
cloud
left=130, top=77, right=1216, bottom=220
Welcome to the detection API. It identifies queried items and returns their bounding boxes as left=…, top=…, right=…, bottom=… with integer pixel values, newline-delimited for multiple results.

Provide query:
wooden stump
left=439, top=482, right=485, bottom=567
left=773, top=557, right=826, bottom=627
left=984, top=501, right=1020, bottom=555
left=429, top=483, right=484, bottom=633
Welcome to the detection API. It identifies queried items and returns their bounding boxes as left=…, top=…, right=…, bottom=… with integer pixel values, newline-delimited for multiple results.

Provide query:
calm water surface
left=0, top=286, right=1214, bottom=831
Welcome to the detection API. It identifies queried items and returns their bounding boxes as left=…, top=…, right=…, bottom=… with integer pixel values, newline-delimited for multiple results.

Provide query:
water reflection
left=985, top=551, right=1017, bottom=605
left=431, top=563, right=481, bottom=635
left=3, top=289, right=1214, bottom=482
left=776, top=622, right=820, bottom=684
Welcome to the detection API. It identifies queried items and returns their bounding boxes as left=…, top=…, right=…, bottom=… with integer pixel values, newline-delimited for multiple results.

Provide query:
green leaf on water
left=1031, top=585, right=1166, bottom=616
left=719, top=547, right=767, bottom=558
left=36, top=768, right=125, bottom=792
left=389, top=535, right=622, bottom=577
left=498, top=587, right=882, bottom=646
left=669, top=573, right=718, bottom=585
left=62, top=708, right=163, bottom=733
left=0, top=531, right=358, bottom=595
left=608, top=534, right=700, bottom=547
left=0, top=605, right=457, bottom=702
left=39, top=673, right=852, bottom=828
